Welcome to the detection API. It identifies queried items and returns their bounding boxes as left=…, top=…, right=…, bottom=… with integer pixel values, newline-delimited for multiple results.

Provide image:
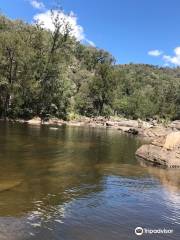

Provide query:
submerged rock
left=136, top=131, right=180, bottom=168
left=0, top=180, right=22, bottom=192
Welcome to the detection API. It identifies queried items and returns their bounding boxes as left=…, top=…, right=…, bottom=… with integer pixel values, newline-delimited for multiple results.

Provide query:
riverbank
left=2, top=116, right=180, bottom=167
left=3, top=116, right=180, bottom=141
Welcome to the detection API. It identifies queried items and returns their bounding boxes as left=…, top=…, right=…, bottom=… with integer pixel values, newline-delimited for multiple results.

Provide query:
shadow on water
left=0, top=122, right=179, bottom=240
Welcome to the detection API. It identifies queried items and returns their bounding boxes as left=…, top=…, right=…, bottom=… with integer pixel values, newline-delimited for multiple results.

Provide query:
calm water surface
left=0, top=122, right=180, bottom=240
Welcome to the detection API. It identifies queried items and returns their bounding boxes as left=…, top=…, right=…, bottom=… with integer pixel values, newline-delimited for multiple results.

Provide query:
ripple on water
left=0, top=124, right=180, bottom=239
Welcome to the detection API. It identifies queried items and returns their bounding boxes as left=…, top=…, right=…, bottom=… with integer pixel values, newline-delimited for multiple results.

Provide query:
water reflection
left=0, top=123, right=142, bottom=216
left=0, top=123, right=179, bottom=239
left=139, top=159, right=180, bottom=192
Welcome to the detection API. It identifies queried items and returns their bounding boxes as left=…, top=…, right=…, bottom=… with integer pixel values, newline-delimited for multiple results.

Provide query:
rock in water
left=136, top=131, right=180, bottom=168
left=125, top=128, right=139, bottom=135
left=163, top=132, right=180, bottom=150
left=27, top=117, right=41, bottom=125
left=0, top=180, right=22, bottom=192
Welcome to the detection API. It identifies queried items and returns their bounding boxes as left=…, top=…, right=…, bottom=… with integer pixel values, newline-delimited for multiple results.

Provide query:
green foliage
left=0, top=15, right=180, bottom=121
left=112, top=64, right=180, bottom=120
left=0, top=13, right=75, bottom=120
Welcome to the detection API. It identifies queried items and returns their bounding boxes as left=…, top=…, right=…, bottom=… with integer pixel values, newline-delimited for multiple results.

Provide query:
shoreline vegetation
left=1, top=14, right=180, bottom=124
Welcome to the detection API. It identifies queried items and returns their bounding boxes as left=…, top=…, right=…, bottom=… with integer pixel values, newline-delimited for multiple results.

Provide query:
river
left=0, top=122, right=179, bottom=240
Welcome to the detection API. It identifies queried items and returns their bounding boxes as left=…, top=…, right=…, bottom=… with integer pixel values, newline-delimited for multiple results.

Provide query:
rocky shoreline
left=136, top=131, right=180, bottom=168
left=3, top=116, right=180, bottom=168
left=2, top=116, right=178, bottom=138
left=13, top=116, right=180, bottom=140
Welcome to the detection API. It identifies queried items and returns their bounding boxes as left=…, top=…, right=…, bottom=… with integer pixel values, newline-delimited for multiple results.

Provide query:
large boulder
left=142, top=126, right=172, bottom=139
left=163, top=132, right=180, bottom=149
left=136, top=131, right=180, bottom=168
left=169, top=120, right=180, bottom=130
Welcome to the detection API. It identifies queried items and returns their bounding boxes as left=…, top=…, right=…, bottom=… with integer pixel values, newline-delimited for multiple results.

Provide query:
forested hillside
left=0, top=14, right=180, bottom=121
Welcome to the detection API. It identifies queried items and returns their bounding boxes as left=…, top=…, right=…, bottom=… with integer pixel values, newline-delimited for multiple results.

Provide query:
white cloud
left=33, top=10, right=86, bottom=41
left=163, top=46, right=180, bottom=66
left=29, top=0, right=45, bottom=10
left=163, top=63, right=170, bottom=67
left=85, top=39, right=96, bottom=47
left=174, top=46, right=180, bottom=56
left=148, top=49, right=163, bottom=57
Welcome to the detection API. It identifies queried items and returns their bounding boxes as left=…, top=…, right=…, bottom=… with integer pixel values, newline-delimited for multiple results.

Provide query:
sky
left=1, top=0, right=180, bottom=66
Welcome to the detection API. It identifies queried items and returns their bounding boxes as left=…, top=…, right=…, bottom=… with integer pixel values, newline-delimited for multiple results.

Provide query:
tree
left=0, top=14, right=180, bottom=121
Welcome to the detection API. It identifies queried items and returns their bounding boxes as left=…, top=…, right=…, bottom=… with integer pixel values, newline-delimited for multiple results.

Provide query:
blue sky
left=1, top=0, right=180, bottom=66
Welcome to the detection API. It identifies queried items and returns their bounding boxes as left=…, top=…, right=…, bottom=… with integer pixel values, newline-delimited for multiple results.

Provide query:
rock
left=138, top=119, right=154, bottom=129
left=151, top=136, right=166, bottom=147
left=95, top=116, right=107, bottom=122
left=118, top=126, right=132, bottom=132
left=136, top=131, right=180, bottom=168
left=163, top=131, right=180, bottom=150
left=27, top=117, right=64, bottom=126
left=0, top=180, right=22, bottom=192
left=44, top=118, right=64, bottom=126
left=117, top=120, right=139, bottom=128
left=169, top=120, right=180, bottom=130
left=16, top=119, right=26, bottom=123
left=136, top=144, right=169, bottom=166
left=66, top=121, right=84, bottom=127
left=125, top=128, right=139, bottom=135
left=141, top=121, right=154, bottom=129
left=27, top=117, right=41, bottom=125
left=106, top=120, right=139, bottom=129
left=143, top=126, right=172, bottom=139
left=106, top=121, right=114, bottom=127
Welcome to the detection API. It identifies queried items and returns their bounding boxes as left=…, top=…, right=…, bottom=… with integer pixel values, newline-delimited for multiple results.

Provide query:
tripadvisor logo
left=135, top=227, right=143, bottom=236
left=135, top=227, right=173, bottom=236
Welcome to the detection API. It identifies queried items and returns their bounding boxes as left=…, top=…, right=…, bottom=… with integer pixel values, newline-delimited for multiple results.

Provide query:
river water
left=0, top=122, right=179, bottom=240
